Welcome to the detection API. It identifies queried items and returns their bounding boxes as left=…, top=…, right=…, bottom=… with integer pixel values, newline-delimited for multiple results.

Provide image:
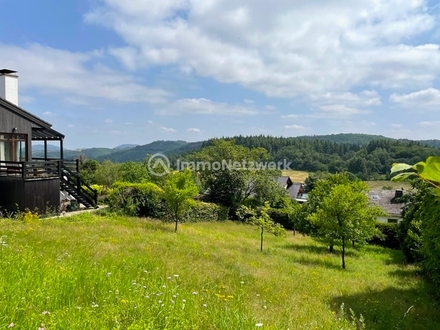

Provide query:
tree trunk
left=329, top=245, right=334, bottom=253
left=260, top=226, right=264, bottom=252
left=174, top=214, right=178, bottom=232
left=292, top=223, right=296, bottom=236
left=342, top=237, right=346, bottom=269
left=352, top=240, right=355, bottom=248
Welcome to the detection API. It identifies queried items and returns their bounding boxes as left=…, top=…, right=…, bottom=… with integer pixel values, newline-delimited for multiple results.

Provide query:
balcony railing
left=0, top=160, right=60, bottom=180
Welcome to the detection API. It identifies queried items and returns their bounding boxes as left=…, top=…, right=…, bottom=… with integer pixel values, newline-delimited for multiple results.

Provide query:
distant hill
left=114, top=144, right=139, bottom=150
left=31, top=133, right=440, bottom=163
left=96, top=140, right=190, bottom=162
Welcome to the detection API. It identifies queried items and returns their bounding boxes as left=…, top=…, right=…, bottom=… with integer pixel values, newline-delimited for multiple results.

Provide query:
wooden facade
left=1, top=69, right=66, bottom=213
left=0, top=69, right=96, bottom=214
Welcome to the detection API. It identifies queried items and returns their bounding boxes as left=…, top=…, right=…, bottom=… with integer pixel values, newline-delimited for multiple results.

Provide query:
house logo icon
left=147, top=153, right=171, bottom=176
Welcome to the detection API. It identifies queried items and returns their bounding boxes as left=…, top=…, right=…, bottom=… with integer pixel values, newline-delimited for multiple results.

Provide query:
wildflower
left=182, top=299, right=186, bottom=303
left=240, top=281, right=244, bottom=284
left=255, top=323, right=263, bottom=327
left=92, top=302, right=99, bottom=308
left=41, top=311, right=50, bottom=315
left=203, top=303, right=208, bottom=308
left=173, top=274, right=179, bottom=277
left=121, top=299, right=128, bottom=304
left=8, top=323, right=14, bottom=328
left=106, top=272, right=111, bottom=276
left=192, top=291, right=198, bottom=295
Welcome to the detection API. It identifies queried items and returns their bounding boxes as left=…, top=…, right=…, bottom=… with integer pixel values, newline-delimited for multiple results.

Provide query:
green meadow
left=0, top=212, right=438, bottom=330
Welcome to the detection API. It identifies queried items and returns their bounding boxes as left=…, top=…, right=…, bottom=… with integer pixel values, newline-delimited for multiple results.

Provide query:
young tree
left=238, top=202, right=286, bottom=252
left=302, top=172, right=355, bottom=250
left=308, top=182, right=382, bottom=269
left=163, top=170, right=199, bottom=232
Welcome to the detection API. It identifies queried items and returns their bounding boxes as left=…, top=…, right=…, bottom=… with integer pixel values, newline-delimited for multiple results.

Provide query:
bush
left=108, top=182, right=165, bottom=218
left=419, top=193, right=440, bottom=297
left=369, top=222, right=400, bottom=249
left=268, top=208, right=292, bottom=230
left=185, top=201, right=228, bottom=222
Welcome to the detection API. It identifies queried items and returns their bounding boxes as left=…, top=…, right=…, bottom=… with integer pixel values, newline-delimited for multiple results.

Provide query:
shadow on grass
left=363, top=244, right=408, bottom=265
left=283, top=243, right=359, bottom=257
left=287, top=254, right=345, bottom=270
left=330, top=284, right=440, bottom=330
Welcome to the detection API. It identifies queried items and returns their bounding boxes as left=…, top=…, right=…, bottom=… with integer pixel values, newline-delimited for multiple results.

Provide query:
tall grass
left=0, top=212, right=438, bottom=329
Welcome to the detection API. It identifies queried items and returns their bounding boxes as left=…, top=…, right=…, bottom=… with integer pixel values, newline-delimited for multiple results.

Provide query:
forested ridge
left=196, top=135, right=440, bottom=180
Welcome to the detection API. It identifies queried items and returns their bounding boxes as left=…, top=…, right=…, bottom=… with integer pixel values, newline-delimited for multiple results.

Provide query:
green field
left=0, top=212, right=438, bottom=329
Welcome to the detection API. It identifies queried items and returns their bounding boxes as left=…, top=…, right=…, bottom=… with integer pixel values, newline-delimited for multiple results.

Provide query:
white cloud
left=390, top=88, right=440, bottom=109
left=105, top=118, right=114, bottom=124
left=284, top=124, right=310, bottom=130
left=319, top=104, right=369, bottom=116
left=85, top=0, right=440, bottom=98
left=0, top=43, right=171, bottom=104
left=156, top=98, right=262, bottom=116
left=391, top=123, right=403, bottom=128
left=161, top=126, right=176, bottom=132
left=419, top=120, right=440, bottom=126
left=187, top=127, right=202, bottom=132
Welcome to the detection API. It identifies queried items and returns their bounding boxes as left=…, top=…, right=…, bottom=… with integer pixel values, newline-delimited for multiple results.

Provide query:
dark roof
left=287, top=183, right=302, bottom=198
left=0, top=69, right=17, bottom=75
left=368, top=190, right=404, bottom=217
left=277, top=176, right=292, bottom=188
left=0, top=96, right=64, bottom=140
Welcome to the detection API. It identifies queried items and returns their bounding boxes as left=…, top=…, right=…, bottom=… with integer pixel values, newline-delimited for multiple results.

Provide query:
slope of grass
left=281, top=170, right=309, bottom=182
left=0, top=213, right=438, bottom=329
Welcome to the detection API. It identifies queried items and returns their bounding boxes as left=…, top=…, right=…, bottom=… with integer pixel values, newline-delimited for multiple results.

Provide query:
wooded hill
left=33, top=133, right=440, bottom=180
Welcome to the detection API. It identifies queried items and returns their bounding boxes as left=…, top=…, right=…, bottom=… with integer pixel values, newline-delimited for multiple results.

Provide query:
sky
left=1, top=0, right=440, bottom=149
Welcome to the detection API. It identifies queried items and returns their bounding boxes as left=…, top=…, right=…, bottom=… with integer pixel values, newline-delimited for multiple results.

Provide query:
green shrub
left=268, top=208, right=292, bottom=229
left=185, top=201, right=228, bottom=222
left=419, top=193, right=440, bottom=297
left=369, top=222, right=400, bottom=249
left=108, top=181, right=165, bottom=218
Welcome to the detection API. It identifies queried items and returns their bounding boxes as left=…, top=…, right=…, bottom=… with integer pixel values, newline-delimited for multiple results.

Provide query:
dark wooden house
left=0, top=69, right=96, bottom=214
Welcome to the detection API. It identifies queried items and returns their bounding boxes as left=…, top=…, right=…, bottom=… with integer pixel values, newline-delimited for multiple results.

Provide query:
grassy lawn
left=366, top=180, right=412, bottom=191
left=0, top=212, right=438, bottom=329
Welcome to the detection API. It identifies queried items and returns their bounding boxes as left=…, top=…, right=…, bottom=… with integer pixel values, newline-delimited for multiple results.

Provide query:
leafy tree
left=94, top=160, right=121, bottom=189
left=302, top=172, right=356, bottom=248
left=185, top=140, right=281, bottom=215
left=163, top=170, right=199, bottom=232
left=391, top=156, right=440, bottom=294
left=119, top=161, right=150, bottom=183
left=237, top=202, right=286, bottom=251
left=79, top=159, right=100, bottom=185
left=308, top=182, right=382, bottom=269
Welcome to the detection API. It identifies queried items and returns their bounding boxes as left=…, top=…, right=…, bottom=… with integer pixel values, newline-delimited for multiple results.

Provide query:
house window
left=387, top=218, right=398, bottom=224
left=0, top=133, right=27, bottom=162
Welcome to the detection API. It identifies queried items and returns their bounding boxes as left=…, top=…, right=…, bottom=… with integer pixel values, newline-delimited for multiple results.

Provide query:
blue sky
left=1, top=0, right=440, bottom=149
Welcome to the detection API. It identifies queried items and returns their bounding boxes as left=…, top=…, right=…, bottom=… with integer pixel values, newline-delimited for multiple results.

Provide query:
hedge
left=108, top=181, right=165, bottom=218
